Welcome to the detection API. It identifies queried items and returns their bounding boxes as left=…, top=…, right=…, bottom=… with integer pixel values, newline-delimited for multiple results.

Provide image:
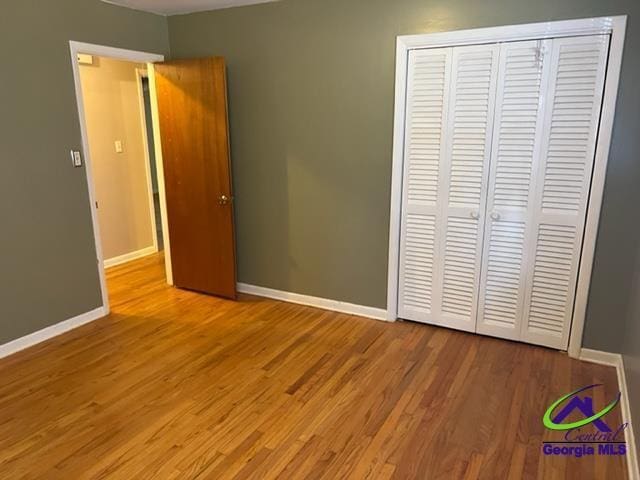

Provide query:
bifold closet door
left=399, top=35, right=609, bottom=347
left=476, top=40, right=553, bottom=341
left=519, top=35, right=609, bottom=349
left=398, top=44, right=499, bottom=331
left=477, top=35, right=609, bottom=349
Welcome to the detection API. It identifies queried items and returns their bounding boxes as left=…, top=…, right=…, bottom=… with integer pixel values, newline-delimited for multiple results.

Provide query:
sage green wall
left=2, top=0, right=637, bottom=357
left=168, top=0, right=639, bottom=353
left=0, top=2, right=168, bottom=344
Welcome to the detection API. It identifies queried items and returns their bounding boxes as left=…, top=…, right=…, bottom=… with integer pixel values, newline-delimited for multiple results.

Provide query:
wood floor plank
left=0, top=253, right=628, bottom=479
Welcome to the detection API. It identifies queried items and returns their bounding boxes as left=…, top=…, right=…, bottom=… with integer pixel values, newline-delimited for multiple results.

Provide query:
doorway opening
left=70, top=42, right=172, bottom=314
left=70, top=42, right=238, bottom=312
left=80, top=57, right=162, bottom=262
left=78, top=55, right=166, bottom=297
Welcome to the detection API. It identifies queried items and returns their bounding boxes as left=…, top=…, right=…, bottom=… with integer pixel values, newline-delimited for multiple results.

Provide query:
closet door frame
left=387, top=16, right=627, bottom=358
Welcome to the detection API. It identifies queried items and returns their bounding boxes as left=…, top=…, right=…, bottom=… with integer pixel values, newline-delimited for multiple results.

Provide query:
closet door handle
left=490, top=212, right=501, bottom=221
left=470, top=211, right=480, bottom=220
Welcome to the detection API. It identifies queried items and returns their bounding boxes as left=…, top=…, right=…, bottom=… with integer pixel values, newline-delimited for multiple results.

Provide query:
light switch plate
left=115, top=140, right=123, bottom=153
left=77, top=54, right=94, bottom=65
left=71, top=150, right=83, bottom=167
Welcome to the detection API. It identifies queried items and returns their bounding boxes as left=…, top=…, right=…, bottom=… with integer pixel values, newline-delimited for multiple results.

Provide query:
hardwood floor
left=0, top=254, right=627, bottom=479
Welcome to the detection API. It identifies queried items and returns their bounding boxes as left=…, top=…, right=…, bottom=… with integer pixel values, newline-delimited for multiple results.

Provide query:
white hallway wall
left=79, top=56, right=155, bottom=262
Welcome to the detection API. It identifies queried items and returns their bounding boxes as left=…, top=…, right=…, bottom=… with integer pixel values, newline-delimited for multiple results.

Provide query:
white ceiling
left=102, top=0, right=280, bottom=15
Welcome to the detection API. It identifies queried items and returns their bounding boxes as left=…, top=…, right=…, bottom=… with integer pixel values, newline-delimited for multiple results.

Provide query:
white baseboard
left=104, top=245, right=157, bottom=268
left=237, top=283, right=389, bottom=322
left=580, top=348, right=639, bottom=480
left=579, top=348, right=622, bottom=367
left=0, top=307, right=107, bottom=360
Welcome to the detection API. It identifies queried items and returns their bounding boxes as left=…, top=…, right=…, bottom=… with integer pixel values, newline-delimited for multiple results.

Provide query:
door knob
left=218, top=195, right=230, bottom=205
left=490, top=211, right=501, bottom=221
left=470, top=211, right=480, bottom=219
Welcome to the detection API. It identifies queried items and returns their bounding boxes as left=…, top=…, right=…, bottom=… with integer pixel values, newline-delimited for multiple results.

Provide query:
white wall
left=79, top=56, right=155, bottom=263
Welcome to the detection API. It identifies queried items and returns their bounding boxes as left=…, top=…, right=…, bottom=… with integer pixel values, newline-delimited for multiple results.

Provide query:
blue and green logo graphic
left=541, top=384, right=628, bottom=457
left=543, top=384, right=620, bottom=432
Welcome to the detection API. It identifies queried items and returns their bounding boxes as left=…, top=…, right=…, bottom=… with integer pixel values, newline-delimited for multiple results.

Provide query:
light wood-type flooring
left=0, top=254, right=627, bottom=479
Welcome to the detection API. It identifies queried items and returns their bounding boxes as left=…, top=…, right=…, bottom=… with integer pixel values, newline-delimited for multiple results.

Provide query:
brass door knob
left=218, top=195, right=230, bottom=205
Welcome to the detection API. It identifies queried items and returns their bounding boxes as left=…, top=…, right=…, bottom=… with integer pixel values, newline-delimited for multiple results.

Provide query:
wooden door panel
left=154, top=57, right=236, bottom=299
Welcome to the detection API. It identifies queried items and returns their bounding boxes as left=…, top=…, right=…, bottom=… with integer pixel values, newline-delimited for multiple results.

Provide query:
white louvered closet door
left=520, top=35, right=609, bottom=349
left=398, top=35, right=609, bottom=348
left=398, top=45, right=499, bottom=331
left=476, top=40, right=553, bottom=340
left=398, top=47, right=452, bottom=324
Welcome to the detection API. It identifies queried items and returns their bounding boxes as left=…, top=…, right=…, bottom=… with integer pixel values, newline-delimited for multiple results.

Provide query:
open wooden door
left=154, top=57, right=236, bottom=299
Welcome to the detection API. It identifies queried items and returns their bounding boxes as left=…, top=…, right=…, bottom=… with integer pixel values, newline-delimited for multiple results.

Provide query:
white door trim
left=69, top=41, right=167, bottom=314
left=147, top=64, right=174, bottom=285
left=135, top=68, right=160, bottom=255
left=386, top=16, right=627, bottom=357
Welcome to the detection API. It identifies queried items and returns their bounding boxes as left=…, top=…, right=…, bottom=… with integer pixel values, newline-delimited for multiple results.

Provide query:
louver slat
left=526, top=225, right=576, bottom=335
left=406, top=52, right=450, bottom=206
left=441, top=217, right=480, bottom=318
